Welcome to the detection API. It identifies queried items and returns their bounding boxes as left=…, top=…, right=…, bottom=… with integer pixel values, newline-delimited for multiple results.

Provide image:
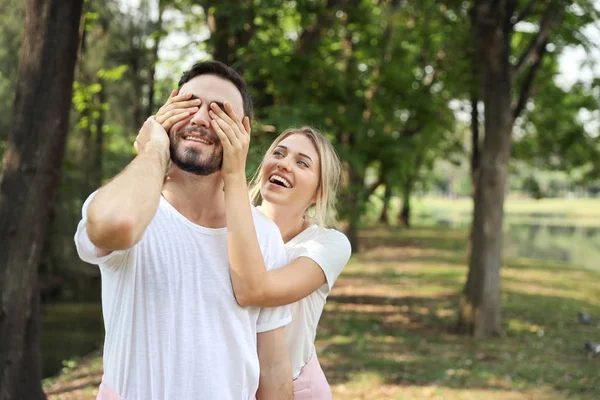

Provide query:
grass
left=42, top=225, right=600, bottom=400
left=411, top=197, right=600, bottom=223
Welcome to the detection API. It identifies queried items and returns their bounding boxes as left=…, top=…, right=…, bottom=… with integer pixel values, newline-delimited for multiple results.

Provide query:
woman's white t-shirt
left=283, top=225, right=352, bottom=378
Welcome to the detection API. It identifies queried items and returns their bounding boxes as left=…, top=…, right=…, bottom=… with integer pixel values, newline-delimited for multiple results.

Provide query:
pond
left=41, top=302, right=104, bottom=378
left=414, top=210, right=600, bottom=271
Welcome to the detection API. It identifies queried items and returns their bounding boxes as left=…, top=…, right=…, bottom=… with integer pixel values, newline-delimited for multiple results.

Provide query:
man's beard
left=170, top=127, right=222, bottom=176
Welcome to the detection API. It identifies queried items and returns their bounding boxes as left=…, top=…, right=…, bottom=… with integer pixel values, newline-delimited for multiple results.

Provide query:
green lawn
left=43, top=225, right=600, bottom=400
left=414, top=196, right=600, bottom=215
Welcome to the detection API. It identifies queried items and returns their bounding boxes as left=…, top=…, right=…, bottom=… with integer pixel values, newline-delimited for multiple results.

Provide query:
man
left=75, top=61, right=293, bottom=400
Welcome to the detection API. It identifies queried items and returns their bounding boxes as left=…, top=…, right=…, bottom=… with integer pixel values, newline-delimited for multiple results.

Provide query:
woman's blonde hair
left=248, top=126, right=342, bottom=227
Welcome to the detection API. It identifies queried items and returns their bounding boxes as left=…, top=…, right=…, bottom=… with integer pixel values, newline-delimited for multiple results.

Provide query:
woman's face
left=260, top=134, right=321, bottom=212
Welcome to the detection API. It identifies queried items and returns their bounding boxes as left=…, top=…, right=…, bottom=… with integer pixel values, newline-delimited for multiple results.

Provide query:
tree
left=0, top=0, right=83, bottom=397
left=0, top=0, right=25, bottom=158
left=456, top=0, right=598, bottom=336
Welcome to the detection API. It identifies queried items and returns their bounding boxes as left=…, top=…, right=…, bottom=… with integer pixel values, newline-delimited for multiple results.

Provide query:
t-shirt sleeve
left=299, top=229, right=351, bottom=291
left=74, top=191, right=131, bottom=268
left=255, top=217, right=292, bottom=333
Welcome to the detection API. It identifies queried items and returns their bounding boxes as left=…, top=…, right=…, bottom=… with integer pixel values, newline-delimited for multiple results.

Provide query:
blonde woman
left=209, top=104, right=351, bottom=398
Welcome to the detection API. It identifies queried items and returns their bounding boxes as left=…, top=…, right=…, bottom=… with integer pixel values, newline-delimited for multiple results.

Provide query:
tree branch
left=296, top=0, right=349, bottom=56
left=401, top=122, right=423, bottom=138
left=366, top=178, right=382, bottom=198
left=513, top=0, right=537, bottom=25
left=513, top=39, right=548, bottom=119
left=361, top=0, right=402, bottom=120
left=513, top=6, right=559, bottom=76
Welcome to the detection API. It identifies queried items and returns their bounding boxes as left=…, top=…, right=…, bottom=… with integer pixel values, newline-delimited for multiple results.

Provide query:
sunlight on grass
left=319, top=226, right=600, bottom=400
left=413, top=197, right=600, bottom=219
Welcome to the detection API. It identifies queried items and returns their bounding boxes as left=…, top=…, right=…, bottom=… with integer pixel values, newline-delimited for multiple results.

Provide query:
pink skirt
left=96, top=379, right=123, bottom=400
left=293, top=350, right=332, bottom=400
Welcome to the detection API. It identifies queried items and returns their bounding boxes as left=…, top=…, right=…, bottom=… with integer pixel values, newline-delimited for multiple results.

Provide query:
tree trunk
left=146, top=0, right=164, bottom=117
left=205, top=0, right=254, bottom=70
left=457, top=0, right=515, bottom=337
left=399, top=177, right=413, bottom=228
left=93, top=82, right=105, bottom=188
left=345, top=165, right=362, bottom=252
left=469, top=4, right=481, bottom=192
left=470, top=92, right=480, bottom=187
left=379, top=184, right=391, bottom=225
left=0, top=0, right=83, bottom=398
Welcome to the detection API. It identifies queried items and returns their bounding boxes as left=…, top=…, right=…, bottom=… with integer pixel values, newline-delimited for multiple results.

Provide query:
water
left=41, top=303, right=104, bottom=378
left=415, top=211, right=600, bottom=271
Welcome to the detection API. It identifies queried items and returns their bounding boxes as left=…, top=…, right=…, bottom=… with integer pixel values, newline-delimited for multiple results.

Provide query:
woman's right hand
left=209, top=102, right=251, bottom=181
left=154, top=89, right=201, bottom=132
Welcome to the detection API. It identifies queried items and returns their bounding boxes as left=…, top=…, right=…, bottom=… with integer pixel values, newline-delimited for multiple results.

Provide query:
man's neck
left=162, top=165, right=226, bottom=228
left=260, top=202, right=309, bottom=243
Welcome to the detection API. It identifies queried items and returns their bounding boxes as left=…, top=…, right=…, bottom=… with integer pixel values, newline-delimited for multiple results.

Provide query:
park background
left=0, top=0, right=599, bottom=399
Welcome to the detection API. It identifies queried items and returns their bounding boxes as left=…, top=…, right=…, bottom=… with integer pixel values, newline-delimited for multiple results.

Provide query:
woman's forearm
left=224, top=172, right=271, bottom=306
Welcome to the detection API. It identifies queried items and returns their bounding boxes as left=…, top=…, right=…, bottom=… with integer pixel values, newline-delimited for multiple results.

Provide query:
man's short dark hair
left=178, top=60, right=253, bottom=119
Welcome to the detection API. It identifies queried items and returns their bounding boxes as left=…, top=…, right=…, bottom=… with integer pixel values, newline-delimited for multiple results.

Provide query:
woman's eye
left=298, top=161, right=309, bottom=168
left=273, top=151, right=284, bottom=157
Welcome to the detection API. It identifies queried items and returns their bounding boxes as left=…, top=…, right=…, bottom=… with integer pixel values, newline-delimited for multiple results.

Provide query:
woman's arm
left=210, top=103, right=328, bottom=307
left=223, top=172, right=327, bottom=307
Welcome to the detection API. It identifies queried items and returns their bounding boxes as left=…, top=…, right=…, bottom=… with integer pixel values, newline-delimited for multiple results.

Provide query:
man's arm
left=256, top=327, right=293, bottom=400
left=87, top=118, right=169, bottom=253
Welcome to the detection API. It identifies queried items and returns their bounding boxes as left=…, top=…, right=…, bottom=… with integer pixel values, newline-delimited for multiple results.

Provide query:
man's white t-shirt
left=282, top=225, right=351, bottom=378
left=74, top=194, right=291, bottom=400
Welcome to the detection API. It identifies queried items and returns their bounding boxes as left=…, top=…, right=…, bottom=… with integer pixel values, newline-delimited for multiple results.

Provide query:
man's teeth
left=270, top=175, right=291, bottom=188
left=183, top=136, right=210, bottom=144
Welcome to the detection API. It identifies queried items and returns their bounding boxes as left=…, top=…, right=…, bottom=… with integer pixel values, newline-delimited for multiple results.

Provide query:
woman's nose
left=277, top=157, right=292, bottom=171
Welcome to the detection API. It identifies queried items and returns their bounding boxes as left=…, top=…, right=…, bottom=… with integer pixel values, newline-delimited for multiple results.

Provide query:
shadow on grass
left=319, top=283, right=600, bottom=399
left=317, top=226, right=600, bottom=398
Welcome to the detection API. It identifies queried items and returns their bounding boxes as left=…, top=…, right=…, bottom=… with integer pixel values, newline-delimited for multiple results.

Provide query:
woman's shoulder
left=250, top=206, right=284, bottom=242
left=312, top=227, right=352, bottom=254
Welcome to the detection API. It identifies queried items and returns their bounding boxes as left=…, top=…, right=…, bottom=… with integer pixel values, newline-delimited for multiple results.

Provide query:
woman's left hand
left=209, top=102, right=251, bottom=180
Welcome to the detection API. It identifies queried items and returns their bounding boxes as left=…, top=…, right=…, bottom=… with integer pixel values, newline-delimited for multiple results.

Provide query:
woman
left=155, top=92, right=351, bottom=398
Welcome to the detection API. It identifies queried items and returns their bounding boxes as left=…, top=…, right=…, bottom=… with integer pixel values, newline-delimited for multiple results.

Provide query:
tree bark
left=457, top=0, right=516, bottom=337
left=0, top=0, right=83, bottom=398
left=470, top=91, right=480, bottom=188
left=146, top=0, right=164, bottom=117
left=205, top=0, right=254, bottom=69
left=379, top=184, right=391, bottom=225
left=345, top=165, right=362, bottom=252
left=93, top=82, right=105, bottom=188
left=457, top=0, right=560, bottom=338
left=399, top=177, right=413, bottom=228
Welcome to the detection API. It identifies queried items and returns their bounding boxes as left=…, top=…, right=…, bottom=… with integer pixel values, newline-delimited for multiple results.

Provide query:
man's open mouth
left=182, top=135, right=212, bottom=145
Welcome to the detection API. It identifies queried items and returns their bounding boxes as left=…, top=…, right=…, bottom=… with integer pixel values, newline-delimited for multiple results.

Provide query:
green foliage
left=1, top=0, right=596, bottom=306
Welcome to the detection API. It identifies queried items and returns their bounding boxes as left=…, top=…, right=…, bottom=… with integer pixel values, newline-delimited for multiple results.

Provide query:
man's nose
left=189, top=104, right=211, bottom=128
